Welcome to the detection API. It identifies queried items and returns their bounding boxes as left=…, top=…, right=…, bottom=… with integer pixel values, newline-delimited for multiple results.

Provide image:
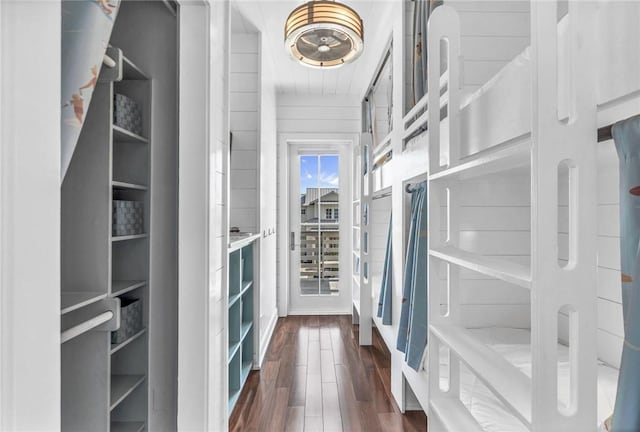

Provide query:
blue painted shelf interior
left=228, top=242, right=255, bottom=415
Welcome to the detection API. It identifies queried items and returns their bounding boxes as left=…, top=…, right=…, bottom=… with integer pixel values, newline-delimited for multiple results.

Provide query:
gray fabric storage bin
left=112, top=200, right=144, bottom=236
left=112, top=298, right=143, bottom=344
left=113, top=93, right=143, bottom=136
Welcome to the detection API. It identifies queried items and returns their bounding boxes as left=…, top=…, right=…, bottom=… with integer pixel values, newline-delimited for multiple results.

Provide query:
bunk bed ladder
left=426, top=6, right=481, bottom=430
left=358, top=132, right=373, bottom=346
left=426, top=2, right=599, bottom=431
left=529, top=1, right=598, bottom=430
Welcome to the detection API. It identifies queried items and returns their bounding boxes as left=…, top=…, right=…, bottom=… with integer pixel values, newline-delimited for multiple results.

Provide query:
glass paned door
left=288, top=142, right=351, bottom=314
left=299, top=155, right=341, bottom=296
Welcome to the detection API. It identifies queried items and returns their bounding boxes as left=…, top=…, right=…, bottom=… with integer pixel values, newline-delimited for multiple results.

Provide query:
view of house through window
left=299, top=154, right=341, bottom=296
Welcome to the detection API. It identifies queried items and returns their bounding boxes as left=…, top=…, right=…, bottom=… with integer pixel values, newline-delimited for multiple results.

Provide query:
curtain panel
left=397, top=182, right=428, bottom=371
left=377, top=214, right=393, bottom=325
left=612, top=116, right=640, bottom=432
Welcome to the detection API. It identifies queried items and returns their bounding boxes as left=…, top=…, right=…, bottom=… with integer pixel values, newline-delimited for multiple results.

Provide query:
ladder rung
left=429, top=134, right=531, bottom=182
left=430, top=245, right=531, bottom=289
left=430, top=324, right=532, bottom=425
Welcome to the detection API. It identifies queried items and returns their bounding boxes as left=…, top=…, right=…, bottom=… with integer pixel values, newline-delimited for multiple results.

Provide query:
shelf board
left=111, top=421, right=146, bottom=432
left=241, top=281, right=253, bottom=295
left=112, top=125, right=149, bottom=144
left=112, top=280, right=146, bottom=297
left=430, top=246, right=531, bottom=289
left=228, top=293, right=241, bottom=308
left=111, top=328, right=147, bottom=355
left=429, top=398, right=483, bottom=432
left=229, top=341, right=241, bottom=363
left=112, top=234, right=148, bottom=242
left=430, top=324, right=532, bottom=425
left=110, top=375, right=146, bottom=411
left=122, top=56, right=148, bottom=81
left=228, top=233, right=260, bottom=252
left=241, top=322, right=253, bottom=342
left=61, top=291, right=107, bottom=315
left=112, top=181, right=148, bottom=191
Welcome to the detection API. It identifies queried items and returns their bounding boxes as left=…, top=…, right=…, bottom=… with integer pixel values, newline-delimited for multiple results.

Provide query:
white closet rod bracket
left=99, top=46, right=123, bottom=83
left=103, top=54, right=116, bottom=68
left=61, top=297, right=121, bottom=344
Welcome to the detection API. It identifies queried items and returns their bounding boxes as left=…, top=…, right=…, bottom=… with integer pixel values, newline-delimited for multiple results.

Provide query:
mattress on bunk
left=441, top=327, right=618, bottom=431
left=458, top=17, right=569, bottom=158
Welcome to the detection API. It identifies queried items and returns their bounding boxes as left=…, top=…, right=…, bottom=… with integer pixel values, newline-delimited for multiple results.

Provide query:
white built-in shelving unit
left=61, top=45, right=151, bottom=431
left=227, top=237, right=258, bottom=413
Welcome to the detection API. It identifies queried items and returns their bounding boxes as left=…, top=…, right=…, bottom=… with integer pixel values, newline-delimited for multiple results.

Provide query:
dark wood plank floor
left=230, top=315, right=428, bottom=432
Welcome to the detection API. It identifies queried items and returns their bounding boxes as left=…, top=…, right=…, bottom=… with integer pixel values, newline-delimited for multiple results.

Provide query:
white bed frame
left=425, top=2, right=600, bottom=431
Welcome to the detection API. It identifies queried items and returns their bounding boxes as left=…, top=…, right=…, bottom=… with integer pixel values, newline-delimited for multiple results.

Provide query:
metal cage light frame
left=284, top=1, right=364, bottom=68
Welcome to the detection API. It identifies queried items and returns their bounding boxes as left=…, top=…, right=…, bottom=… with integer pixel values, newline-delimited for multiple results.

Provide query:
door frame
left=277, top=132, right=359, bottom=317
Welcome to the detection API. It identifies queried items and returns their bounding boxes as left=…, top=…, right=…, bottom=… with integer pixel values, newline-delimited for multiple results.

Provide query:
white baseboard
left=286, top=309, right=351, bottom=316
left=258, top=309, right=278, bottom=367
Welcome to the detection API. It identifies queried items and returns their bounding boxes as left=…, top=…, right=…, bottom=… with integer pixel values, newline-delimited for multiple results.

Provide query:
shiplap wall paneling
left=275, top=94, right=361, bottom=304
left=448, top=0, right=531, bottom=97
left=230, top=33, right=259, bottom=234
left=435, top=172, right=532, bottom=329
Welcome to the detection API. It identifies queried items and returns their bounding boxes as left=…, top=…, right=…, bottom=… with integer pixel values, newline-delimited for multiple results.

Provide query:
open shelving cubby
left=228, top=240, right=256, bottom=414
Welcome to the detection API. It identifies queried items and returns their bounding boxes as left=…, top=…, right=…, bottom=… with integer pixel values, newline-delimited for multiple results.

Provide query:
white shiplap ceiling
left=231, top=0, right=394, bottom=97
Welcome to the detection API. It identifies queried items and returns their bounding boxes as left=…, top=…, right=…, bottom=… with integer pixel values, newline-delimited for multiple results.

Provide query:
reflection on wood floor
left=229, top=315, right=428, bottom=431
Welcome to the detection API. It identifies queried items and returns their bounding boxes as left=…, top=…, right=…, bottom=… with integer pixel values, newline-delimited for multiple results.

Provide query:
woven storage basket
left=113, top=93, right=143, bottom=136
left=111, top=298, right=143, bottom=344
left=112, top=200, right=144, bottom=236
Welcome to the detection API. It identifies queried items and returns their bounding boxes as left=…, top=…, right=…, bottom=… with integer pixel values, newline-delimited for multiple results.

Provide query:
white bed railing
left=426, top=2, right=598, bottom=431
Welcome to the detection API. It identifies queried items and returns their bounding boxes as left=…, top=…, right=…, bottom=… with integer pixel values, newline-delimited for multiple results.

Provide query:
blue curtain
left=612, top=115, right=640, bottom=432
left=377, top=214, right=393, bottom=325
left=397, top=182, right=428, bottom=371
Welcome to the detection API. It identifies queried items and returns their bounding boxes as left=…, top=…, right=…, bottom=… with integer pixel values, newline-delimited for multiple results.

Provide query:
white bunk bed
left=415, top=1, right=640, bottom=431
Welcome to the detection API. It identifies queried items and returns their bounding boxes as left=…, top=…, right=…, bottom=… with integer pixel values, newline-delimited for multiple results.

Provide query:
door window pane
left=299, top=154, right=341, bottom=296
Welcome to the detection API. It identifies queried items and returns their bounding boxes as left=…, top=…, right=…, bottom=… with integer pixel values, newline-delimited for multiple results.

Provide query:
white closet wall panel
left=0, top=2, right=61, bottom=428
left=178, top=1, right=229, bottom=430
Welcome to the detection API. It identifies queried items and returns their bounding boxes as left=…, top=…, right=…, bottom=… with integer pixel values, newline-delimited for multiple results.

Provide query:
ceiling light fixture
left=284, top=0, right=364, bottom=69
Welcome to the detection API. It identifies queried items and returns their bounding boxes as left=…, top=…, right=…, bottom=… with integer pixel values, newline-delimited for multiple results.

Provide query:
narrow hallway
left=229, top=316, right=427, bottom=431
